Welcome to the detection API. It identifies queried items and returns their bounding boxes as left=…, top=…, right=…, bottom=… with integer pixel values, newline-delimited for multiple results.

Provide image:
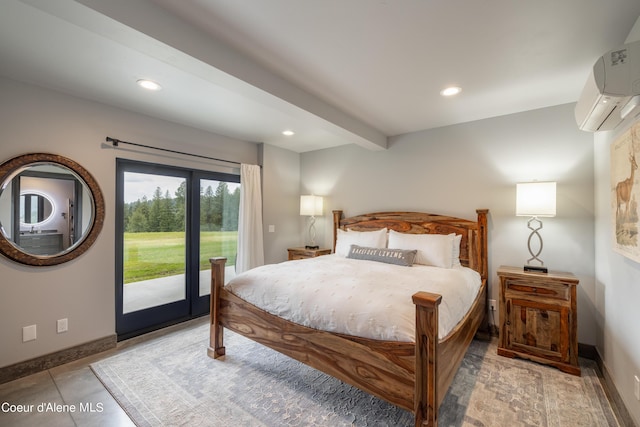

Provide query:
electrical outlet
left=57, top=318, right=68, bottom=334
left=22, top=324, right=37, bottom=342
left=634, top=375, right=639, bottom=401
left=489, top=299, right=497, bottom=311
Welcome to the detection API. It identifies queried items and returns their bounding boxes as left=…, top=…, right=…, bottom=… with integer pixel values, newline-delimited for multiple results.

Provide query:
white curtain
left=236, top=164, right=264, bottom=273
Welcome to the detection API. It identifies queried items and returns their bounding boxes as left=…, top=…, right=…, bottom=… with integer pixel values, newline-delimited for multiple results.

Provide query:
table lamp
left=300, top=195, right=323, bottom=249
left=516, top=181, right=556, bottom=273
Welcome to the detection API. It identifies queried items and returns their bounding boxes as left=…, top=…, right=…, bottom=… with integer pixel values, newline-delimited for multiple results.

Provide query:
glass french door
left=116, top=160, right=239, bottom=340
left=197, top=178, right=239, bottom=299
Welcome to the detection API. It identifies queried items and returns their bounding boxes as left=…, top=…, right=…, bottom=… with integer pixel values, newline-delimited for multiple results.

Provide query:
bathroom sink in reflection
left=19, top=229, right=58, bottom=235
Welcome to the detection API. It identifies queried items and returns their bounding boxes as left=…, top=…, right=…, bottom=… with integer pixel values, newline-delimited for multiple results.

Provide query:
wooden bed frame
left=208, top=209, right=488, bottom=427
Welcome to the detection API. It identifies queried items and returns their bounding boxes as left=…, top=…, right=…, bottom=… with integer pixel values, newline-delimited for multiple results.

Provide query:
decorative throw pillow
left=347, top=245, right=417, bottom=267
left=387, top=230, right=455, bottom=268
left=334, top=228, right=387, bottom=257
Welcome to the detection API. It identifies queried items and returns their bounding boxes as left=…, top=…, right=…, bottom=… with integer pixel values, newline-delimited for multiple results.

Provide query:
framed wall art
left=611, top=122, right=640, bottom=262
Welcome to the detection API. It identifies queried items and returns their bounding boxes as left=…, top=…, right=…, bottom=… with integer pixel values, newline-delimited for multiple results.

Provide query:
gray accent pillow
left=347, top=245, right=417, bottom=267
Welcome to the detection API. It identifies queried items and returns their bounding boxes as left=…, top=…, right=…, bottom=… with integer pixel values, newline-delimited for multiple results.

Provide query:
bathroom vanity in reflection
left=18, top=232, right=63, bottom=255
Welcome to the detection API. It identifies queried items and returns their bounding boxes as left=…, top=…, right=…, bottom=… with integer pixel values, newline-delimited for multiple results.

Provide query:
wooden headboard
left=332, top=210, right=489, bottom=283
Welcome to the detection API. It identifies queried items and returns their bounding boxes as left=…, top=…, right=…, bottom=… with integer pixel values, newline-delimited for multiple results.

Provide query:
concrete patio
left=123, top=265, right=237, bottom=313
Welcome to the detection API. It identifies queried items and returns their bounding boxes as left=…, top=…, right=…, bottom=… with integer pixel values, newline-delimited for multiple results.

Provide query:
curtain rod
left=106, top=136, right=242, bottom=166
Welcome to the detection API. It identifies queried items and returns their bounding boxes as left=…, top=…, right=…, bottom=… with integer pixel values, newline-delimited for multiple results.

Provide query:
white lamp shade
left=300, top=195, right=323, bottom=216
left=516, top=182, right=556, bottom=217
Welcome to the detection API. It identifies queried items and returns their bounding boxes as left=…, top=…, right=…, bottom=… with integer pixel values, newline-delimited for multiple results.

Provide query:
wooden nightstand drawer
left=504, top=278, right=570, bottom=301
left=287, top=247, right=331, bottom=260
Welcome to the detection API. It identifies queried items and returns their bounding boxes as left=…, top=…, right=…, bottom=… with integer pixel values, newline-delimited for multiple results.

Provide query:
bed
left=208, top=209, right=489, bottom=427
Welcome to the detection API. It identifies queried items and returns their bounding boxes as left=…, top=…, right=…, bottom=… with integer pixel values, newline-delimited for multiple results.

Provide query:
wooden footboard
left=209, top=257, right=446, bottom=426
left=208, top=209, right=488, bottom=427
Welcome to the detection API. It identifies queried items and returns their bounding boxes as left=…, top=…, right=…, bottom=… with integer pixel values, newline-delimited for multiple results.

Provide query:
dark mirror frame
left=0, top=153, right=105, bottom=266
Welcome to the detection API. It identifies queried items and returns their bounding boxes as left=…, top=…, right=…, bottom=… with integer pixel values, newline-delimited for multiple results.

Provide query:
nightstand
left=497, top=265, right=580, bottom=376
left=287, top=247, right=331, bottom=260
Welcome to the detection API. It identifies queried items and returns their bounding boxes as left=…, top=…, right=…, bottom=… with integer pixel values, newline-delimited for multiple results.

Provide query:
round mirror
left=0, top=153, right=105, bottom=266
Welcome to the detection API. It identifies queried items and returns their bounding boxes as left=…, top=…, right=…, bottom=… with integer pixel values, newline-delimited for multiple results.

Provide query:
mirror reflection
left=0, top=162, right=93, bottom=257
left=20, top=192, right=54, bottom=225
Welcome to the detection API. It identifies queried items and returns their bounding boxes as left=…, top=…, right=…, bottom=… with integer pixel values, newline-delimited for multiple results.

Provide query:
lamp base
left=305, top=245, right=319, bottom=250
left=524, top=265, right=548, bottom=274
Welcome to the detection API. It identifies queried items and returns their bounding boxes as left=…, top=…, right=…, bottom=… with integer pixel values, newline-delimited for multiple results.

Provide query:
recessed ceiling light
left=282, top=130, right=295, bottom=136
left=440, top=86, right=462, bottom=97
left=137, top=79, right=162, bottom=91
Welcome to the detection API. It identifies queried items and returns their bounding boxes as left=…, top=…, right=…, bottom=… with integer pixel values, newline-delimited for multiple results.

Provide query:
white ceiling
left=1, top=0, right=639, bottom=153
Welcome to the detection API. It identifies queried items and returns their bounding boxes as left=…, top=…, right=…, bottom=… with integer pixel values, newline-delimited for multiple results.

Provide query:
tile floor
left=0, top=318, right=209, bottom=427
left=0, top=349, right=134, bottom=426
left=0, top=265, right=238, bottom=427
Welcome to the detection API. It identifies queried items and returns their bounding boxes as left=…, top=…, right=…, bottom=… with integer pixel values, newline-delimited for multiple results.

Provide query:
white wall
left=259, top=143, right=302, bottom=264
left=300, top=103, right=597, bottom=345
left=594, top=123, right=640, bottom=426
left=0, top=77, right=258, bottom=368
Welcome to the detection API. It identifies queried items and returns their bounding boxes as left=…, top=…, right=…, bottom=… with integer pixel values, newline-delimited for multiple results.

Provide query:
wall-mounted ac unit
left=575, top=40, right=640, bottom=132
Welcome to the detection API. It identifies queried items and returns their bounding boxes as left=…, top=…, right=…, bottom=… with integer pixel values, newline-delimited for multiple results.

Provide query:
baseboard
left=0, top=334, right=116, bottom=385
left=578, top=342, right=598, bottom=360
left=593, top=348, right=637, bottom=427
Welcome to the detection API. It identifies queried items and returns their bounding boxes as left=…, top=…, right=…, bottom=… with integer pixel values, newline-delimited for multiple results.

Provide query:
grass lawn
left=123, top=231, right=237, bottom=284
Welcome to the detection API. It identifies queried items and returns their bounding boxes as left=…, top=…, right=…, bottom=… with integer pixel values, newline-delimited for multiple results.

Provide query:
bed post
left=412, top=291, right=442, bottom=427
left=208, top=257, right=227, bottom=359
left=475, top=209, right=489, bottom=284
left=332, top=210, right=343, bottom=252
left=475, top=209, right=490, bottom=337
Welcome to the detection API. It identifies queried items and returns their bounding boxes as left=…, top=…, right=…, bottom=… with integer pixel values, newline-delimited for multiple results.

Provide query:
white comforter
left=225, top=254, right=481, bottom=342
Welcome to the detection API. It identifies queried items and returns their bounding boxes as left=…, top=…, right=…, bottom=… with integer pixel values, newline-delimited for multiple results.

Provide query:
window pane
left=199, top=179, right=239, bottom=296
left=122, top=172, right=187, bottom=313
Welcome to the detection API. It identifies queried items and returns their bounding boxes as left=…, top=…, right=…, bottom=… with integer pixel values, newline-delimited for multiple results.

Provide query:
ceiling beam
left=69, top=0, right=388, bottom=151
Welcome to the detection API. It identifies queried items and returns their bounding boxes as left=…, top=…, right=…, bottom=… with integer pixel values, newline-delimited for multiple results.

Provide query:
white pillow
left=452, top=234, right=462, bottom=267
left=335, top=228, right=387, bottom=257
left=387, top=230, right=456, bottom=268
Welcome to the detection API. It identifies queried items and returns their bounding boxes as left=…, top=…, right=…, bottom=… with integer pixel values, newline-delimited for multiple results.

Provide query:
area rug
left=91, top=322, right=620, bottom=427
